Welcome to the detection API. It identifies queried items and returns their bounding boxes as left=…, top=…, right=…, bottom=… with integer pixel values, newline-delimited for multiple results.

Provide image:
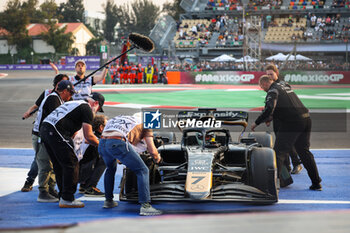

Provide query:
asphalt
left=0, top=70, right=349, bottom=148
left=0, top=70, right=349, bottom=233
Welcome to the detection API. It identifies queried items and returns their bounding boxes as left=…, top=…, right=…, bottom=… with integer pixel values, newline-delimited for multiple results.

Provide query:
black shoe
left=84, top=187, right=105, bottom=197
left=103, top=200, right=118, bottom=208
left=291, top=164, right=303, bottom=174
left=49, top=188, right=59, bottom=198
left=37, top=191, right=59, bottom=203
left=21, top=181, right=33, bottom=192
left=309, top=183, right=322, bottom=191
left=79, top=186, right=86, bottom=194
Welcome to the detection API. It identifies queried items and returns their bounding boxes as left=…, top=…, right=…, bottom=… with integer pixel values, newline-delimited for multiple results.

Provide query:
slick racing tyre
left=248, top=147, right=278, bottom=202
left=248, top=132, right=273, bottom=148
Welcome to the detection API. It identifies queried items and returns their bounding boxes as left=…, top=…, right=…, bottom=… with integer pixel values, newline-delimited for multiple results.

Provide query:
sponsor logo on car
left=143, top=110, right=222, bottom=129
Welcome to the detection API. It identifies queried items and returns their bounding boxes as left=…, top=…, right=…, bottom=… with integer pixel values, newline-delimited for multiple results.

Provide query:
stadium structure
left=149, top=0, right=350, bottom=70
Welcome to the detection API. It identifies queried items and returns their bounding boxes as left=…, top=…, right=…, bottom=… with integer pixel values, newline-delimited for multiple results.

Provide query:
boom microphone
left=74, top=33, right=155, bottom=86
left=128, top=33, right=155, bottom=53
left=23, top=33, right=154, bottom=119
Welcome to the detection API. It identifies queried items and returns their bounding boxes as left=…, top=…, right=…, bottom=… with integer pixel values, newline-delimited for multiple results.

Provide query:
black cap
left=57, top=80, right=77, bottom=94
left=91, top=92, right=105, bottom=112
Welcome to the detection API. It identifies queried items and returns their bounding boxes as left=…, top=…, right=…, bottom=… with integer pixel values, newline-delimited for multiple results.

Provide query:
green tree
left=116, top=0, right=160, bottom=39
left=22, top=0, right=40, bottom=22
left=86, top=37, right=103, bottom=55
left=39, top=0, right=60, bottom=21
left=40, top=0, right=74, bottom=54
left=162, top=0, right=184, bottom=20
left=58, top=0, right=85, bottom=22
left=41, top=21, right=75, bottom=54
left=102, top=0, right=118, bottom=42
left=0, top=0, right=32, bottom=59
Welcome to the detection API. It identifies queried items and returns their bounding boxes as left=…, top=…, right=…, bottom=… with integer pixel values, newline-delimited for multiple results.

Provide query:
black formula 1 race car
left=119, top=109, right=278, bottom=204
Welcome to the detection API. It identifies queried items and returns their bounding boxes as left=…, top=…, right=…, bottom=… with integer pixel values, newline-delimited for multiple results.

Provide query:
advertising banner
left=64, top=56, right=100, bottom=65
left=166, top=71, right=350, bottom=85
left=281, top=71, right=349, bottom=84
left=0, top=64, right=100, bottom=70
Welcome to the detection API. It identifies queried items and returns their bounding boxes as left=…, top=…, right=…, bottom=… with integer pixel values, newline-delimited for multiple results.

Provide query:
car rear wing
left=177, top=108, right=248, bottom=128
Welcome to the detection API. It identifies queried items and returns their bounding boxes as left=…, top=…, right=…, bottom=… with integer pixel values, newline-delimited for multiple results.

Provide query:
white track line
left=298, top=95, right=350, bottom=100
left=0, top=73, right=8, bottom=79
left=318, top=93, right=350, bottom=96
left=105, top=103, right=155, bottom=109
left=279, top=199, right=350, bottom=204
left=225, top=89, right=259, bottom=91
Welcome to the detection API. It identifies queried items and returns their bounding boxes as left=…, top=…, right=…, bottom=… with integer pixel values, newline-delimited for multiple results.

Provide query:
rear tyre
left=249, top=147, right=278, bottom=202
left=248, top=132, right=273, bottom=148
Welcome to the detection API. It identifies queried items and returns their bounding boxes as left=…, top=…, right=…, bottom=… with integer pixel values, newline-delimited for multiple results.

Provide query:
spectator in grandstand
left=266, top=14, right=272, bottom=27
left=215, top=18, right=221, bottom=32
left=331, top=16, right=336, bottom=26
left=219, top=15, right=227, bottom=31
left=179, top=29, right=184, bottom=40
left=191, top=24, right=198, bottom=36
left=207, top=0, right=215, bottom=8
left=310, top=14, right=317, bottom=28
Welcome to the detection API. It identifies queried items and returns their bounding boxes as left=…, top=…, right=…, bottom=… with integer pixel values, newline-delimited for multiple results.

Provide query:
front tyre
left=248, top=147, right=278, bottom=202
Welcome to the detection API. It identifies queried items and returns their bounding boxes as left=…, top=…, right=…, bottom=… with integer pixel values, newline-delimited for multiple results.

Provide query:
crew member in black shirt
left=40, top=92, right=105, bottom=208
left=35, top=80, right=75, bottom=202
left=265, top=64, right=303, bottom=174
left=251, top=75, right=322, bottom=190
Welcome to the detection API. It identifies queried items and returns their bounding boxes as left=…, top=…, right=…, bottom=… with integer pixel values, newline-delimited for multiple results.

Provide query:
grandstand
left=149, top=0, right=350, bottom=70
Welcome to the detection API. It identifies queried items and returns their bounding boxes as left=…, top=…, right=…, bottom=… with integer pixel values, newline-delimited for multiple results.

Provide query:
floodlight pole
left=346, top=34, right=349, bottom=70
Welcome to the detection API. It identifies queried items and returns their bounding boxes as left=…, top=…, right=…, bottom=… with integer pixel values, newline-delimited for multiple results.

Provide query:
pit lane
left=0, top=70, right=349, bottom=232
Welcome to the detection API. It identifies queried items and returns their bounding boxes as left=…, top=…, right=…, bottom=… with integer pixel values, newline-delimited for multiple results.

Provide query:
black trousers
left=79, top=146, right=106, bottom=188
left=274, top=117, right=322, bottom=185
left=40, top=123, right=79, bottom=201
left=273, top=119, right=301, bottom=170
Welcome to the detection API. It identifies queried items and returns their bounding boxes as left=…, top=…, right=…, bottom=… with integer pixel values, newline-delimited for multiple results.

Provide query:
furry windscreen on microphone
left=128, top=33, right=155, bottom=53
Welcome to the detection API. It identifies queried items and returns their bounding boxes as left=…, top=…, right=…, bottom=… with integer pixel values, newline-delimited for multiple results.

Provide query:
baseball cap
left=57, top=80, right=77, bottom=94
left=75, top=59, right=86, bottom=67
left=91, top=92, right=105, bottom=112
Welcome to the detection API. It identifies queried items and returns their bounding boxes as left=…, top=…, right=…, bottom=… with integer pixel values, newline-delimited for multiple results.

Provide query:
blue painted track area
left=0, top=149, right=349, bottom=229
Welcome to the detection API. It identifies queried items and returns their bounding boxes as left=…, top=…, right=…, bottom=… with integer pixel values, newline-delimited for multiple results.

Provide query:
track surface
left=0, top=71, right=349, bottom=232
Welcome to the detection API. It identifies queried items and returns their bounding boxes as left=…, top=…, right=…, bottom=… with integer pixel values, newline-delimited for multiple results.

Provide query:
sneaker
left=79, top=186, right=86, bottom=194
left=21, top=181, right=33, bottom=192
left=103, top=200, right=118, bottom=209
left=37, top=191, right=59, bottom=203
left=309, top=183, right=322, bottom=191
left=140, top=203, right=163, bottom=216
left=85, top=187, right=105, bottom=197
left=291, top=164, right=303, bottom=174
left=59, top=198, right=85, bottom=208
left=49, top=188, right=59, bottom=198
